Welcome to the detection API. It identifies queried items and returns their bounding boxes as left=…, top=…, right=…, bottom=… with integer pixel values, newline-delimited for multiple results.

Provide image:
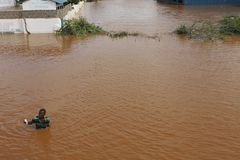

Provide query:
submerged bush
left=176, top=20, right=222, bottom=40
left=176, top=15, right=240, bottom=40
left=57, top=18, right=105, bottom=36
left=57, top=18, right=144, bottom=39
left=219, top=15, right=240, bottom=35
left=107, top=31, right=140, bottom=38
left=176, top=25, right=189, bottom=34
left=108, top=31, right=128, bottom=38
left=189, top=20, right=222, bottom=40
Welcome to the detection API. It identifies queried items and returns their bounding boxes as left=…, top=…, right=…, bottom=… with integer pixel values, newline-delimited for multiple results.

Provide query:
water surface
left=0, top=0, right=240, bottom=160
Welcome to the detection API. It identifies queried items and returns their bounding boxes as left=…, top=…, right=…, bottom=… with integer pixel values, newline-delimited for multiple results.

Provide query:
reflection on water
left=1, top=0, right=240, bottom=160
left=0, top=34, right=79, bottom=56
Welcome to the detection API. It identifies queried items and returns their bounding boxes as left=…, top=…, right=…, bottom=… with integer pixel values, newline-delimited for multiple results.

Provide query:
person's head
left=38, top=108, right=46, bottom=119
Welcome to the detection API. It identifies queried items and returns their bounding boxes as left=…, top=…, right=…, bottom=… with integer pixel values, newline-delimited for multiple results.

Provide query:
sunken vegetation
left=57, top=18, right=140, bottom=38
left=107, top=31, right=140, bottom=38
left=57, top=18, right=105, bottom=36
left=219, top=15, right=240, bottom=35
left=176, top=15, right=240, bottom=40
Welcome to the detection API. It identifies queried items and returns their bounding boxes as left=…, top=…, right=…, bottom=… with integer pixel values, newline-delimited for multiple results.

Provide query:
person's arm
left=45, top=117, right=50, bottom=127
left=23, top=118, right=36, bottom=125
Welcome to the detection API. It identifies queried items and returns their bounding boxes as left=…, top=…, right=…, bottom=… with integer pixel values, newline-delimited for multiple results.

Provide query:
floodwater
left=1, top=0, right=240, bottom=160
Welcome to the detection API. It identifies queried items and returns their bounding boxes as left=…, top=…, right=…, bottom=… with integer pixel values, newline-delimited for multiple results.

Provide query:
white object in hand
left=24, top=119, right=28, bottom=125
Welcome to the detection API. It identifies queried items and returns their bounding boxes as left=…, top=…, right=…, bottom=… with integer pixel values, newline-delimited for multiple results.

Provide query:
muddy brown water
left=1, top=0, right=240, bottom=160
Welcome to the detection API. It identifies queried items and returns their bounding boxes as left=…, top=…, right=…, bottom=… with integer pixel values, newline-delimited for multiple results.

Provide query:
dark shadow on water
left=155, top=0, right=183, bottom=5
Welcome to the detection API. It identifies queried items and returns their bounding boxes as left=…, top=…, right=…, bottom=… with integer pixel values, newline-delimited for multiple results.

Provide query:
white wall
left=0, top=0, right=15, bottom=7
left=0, top=19, right=24, bottom=33
left=0, top=1, right=85, bottom=33
left=22, top=0, right=56, bottom=10
left=23, top=18, right=61, bottom=33
left=0, top=18, right=61, bottom=33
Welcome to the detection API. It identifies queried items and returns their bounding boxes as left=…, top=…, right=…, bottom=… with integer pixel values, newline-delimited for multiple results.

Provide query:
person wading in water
left=24, top=108, right=50, bottom=129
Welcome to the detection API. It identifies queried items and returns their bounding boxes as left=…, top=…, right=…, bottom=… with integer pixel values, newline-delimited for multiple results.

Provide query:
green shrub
left=107, top=31, right=140, bottom=38
left=176, top=25, right=189, bottom=34
left=176, top=20, right=222, bottom=40
left=57, top=18, right=105, bottom=36
left=57, top=20, right=73, bottom=35
left=219, top=15, right=240, bottom=35
left=189, top=20, right=221, bottom=40
left=176, top=15, right=240, bottom=40
left=108, top=31, right=128, bottom=38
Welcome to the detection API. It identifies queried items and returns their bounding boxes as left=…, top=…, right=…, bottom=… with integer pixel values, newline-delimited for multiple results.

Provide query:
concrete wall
left=0, top=18, right=61, bottom=33
left=0, top=1, right=84, bottom=33
left=24, top=18, right=61, bottom=33
left=22, top=0, right=56, bottom=10
left=0, top=10, right=57, bottom=19
left=0, top=4, right=72, bottom=19
left=0, top=3, right=71, bottom=33
left=0, top=0, right=15, bottom=7
left=0, top=19, right=24, bottom=33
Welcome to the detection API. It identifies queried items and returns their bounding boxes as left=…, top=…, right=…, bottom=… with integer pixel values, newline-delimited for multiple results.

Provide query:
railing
left=57, top=3, right=72, bottom=18
left=0, top=4, right=72, bottom=19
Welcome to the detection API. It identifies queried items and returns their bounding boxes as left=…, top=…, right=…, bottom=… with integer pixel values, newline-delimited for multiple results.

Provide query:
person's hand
left=24, top=119, right=28, bottom=125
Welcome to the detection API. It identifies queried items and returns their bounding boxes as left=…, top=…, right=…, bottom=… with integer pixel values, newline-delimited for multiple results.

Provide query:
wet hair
left=39, top=108, right=46, bottom=115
